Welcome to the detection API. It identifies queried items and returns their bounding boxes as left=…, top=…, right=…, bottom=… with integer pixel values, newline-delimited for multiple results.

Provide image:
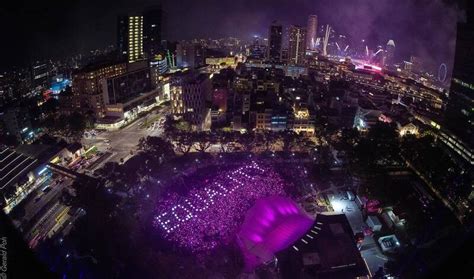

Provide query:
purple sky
left=0, top=0, right=466, bottom=72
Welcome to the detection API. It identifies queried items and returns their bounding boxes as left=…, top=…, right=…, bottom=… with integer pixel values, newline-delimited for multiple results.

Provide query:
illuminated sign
left=38, top=167, right=48, bottom=175
left=154, top=162, right=287, bottom=252
left=107, top=107, right=123, bottom=112
left=156, top=162, right=278, bottom=233
left=430, top=121, right=441, bottom=129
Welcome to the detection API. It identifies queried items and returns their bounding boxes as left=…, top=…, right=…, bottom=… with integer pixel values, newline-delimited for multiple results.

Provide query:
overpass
left=46, top=163, right=85, bottom=179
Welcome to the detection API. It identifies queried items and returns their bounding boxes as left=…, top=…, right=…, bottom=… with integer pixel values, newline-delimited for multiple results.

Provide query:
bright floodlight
left=330, top=198, right=345, bottom=213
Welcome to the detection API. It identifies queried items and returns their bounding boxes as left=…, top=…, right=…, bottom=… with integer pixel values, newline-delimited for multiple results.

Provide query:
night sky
left=0, top=0, right=466, bottom=72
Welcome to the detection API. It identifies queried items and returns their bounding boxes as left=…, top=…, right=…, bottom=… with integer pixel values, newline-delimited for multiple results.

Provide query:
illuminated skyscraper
left=306, top=15, right=318, bottom=51
left=128, top=16, right=144, bottom=63
left=117, top=15, right=144, bottom=63
left=267, top=21, right=283, bottom=63
left=385, top=40, right=396, bottom=66
left=288, top=25, right=306, bottom=65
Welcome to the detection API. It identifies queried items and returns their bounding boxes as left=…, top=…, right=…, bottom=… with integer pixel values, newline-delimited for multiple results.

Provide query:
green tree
left=194, top=132, right=215, bottom=153
left=172, top=132, right=194, bottom=154
left=138, top=136, right=175, bottom=160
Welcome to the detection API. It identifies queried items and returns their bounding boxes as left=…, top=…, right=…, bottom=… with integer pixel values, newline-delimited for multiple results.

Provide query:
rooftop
left=276, top=213, right=368, bottom=279
left=75, top=58, right=127, bottom=74
left=0, top=146, right=37, bottom=197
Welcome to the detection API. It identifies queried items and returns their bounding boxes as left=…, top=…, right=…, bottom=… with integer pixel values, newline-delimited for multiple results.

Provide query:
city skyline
left=0, top=1, right=473, bottom=278
left=0, top=0, right=466, bottom=72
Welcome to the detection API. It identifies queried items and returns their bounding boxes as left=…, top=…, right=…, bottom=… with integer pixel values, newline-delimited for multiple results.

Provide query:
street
left=22, top=175, right=73, bottom=223
left=82, top=106, right=169, bottom=170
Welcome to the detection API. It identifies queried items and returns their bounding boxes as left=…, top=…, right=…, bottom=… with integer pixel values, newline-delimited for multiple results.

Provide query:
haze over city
left=0, top=0, right=465, bottom=72
left=0, top=0, right=472, bottom=278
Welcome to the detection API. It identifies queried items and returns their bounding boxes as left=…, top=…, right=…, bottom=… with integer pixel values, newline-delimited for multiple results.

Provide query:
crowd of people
left=154, top=161, right=287, bottom=252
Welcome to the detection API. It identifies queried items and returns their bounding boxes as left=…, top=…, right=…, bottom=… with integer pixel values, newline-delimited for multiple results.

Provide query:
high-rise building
left=410, top=56, right=422, bottom=73
left=150, top=54, right=168, bottom=88
left=31, top=62, right=49, bottom=88
left=143, top=7, right=163, bottom=58
left=71, top=61, right=127, bottom=118
left=249, top=37, right=266, bottom=60
left=385, top=40, right=396, bottom=66
left=117, top=15, right=144, bottom=63
left=117, top=15, right=128, bottom=58
left=171, top=73, right=212, bottom=129
left=444, top=10, right=474, bottom=155
left=288, top=25, right=307, bottom=65
left=0, top=107, right=33, bottom=142
left=306, top=15, right=318, bottom=51
left=267, top=22, right=283, bottom=63
left=176, top=42, right=204, bottom=68
left=101, top=65, right=152, bottom=106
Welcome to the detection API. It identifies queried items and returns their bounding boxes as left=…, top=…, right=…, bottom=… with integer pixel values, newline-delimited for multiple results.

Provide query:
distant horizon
left=0, top=0, right=467, bottom=72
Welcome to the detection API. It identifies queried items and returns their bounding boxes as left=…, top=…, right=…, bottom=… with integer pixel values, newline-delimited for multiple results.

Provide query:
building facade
left=31, top=62, right=50, bottom=88
left=267, top=22, right=283, bottom=63
left=150, top=54, right=168, bottom=88
left=176, top=42, right=204, bottom=69
left=71, top=61, right=127, bottom=118
left=445, top=15, right=474, bottom=152
left=171, top=73, right=212, bottom=129
left=288, top=25, right=307, bottom=65
left=101, top=67, right=152, bottom=106
left=385, top=40, right=396, bottom=67
left=306, top=15, right=318, bottom=51
left=143, top=7, right=163, bottom=58
left=117, top=15, right=144, bottom=63
left=0, top=107, right=33, bottom=143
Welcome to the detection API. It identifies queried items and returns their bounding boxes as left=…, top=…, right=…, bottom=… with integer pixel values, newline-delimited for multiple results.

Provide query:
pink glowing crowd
left=153, top=162, right=287, bottom=252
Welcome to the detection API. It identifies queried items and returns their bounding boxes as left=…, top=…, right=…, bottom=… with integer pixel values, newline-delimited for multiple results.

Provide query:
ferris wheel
left=438, top=63, right=447, bottom=83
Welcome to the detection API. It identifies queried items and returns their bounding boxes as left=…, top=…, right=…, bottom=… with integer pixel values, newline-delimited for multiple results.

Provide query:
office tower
left=288, top=25, right=307, bottom=65
left=171, top=73, right=212, bottom=129
left=150, top=54, right=168, bottom=88
left=117, top=16, right=129, bottom=58
left=102, top=67, right=151, bottom=107
left=31, top=62, right=49, bottom=87
left=176, top=42, right=204, bottom=68
left=267, top=21, right=283, bottom=63
left=72, top=61, right=127, bottom=118
left=385, top=40, right=396, bottom=66
left=0, top=107, right=33, bottom=142
left=445, top=11, right=474, bottom=151
left=306, top=15, right=318, bottom=51
left=410, top=56, right=422, bottom=73
left=117, top=15, right=144, bottom=63
left=128, top=16, right=144, bottom=63
left=143, top=7, right=163, bottom=58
